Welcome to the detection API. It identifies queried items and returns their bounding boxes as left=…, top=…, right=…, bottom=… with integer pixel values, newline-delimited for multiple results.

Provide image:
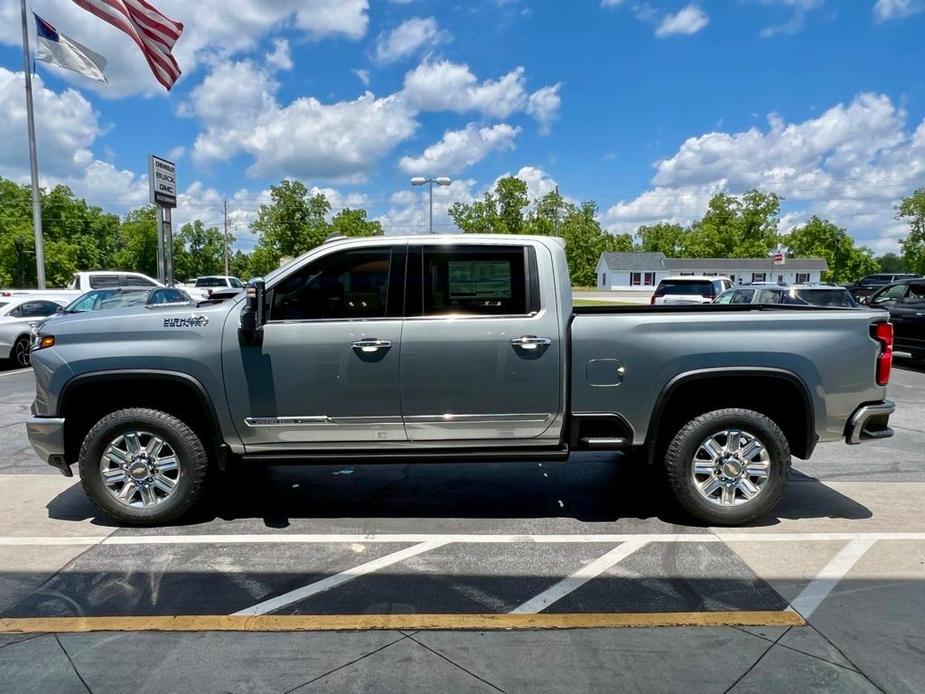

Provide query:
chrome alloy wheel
left=99, top=431, right=181, bottom=508
left=13, top=337, right=30, bottom=367
left=691, top=429, right=771, bottom=506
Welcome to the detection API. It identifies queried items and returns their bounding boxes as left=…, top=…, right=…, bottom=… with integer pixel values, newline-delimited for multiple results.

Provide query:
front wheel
left=78, top=408, right=210, bottom=525
left=11, top=335, right=31, bottom=367
left=664, top=408, right=790, bottom=526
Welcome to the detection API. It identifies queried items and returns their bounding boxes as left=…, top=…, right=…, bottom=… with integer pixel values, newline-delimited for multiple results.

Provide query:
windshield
left=64, top=290, right=148, bottom=312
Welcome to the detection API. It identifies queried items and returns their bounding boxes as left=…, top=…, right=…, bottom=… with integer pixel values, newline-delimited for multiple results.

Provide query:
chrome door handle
left=511, top=335, right=552, bottom=350
left=351, top=338, right=392, bottom=353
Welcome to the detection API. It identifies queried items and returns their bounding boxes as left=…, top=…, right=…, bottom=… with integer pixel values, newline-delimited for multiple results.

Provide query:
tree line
left=0, top=174, right=923, bottom=288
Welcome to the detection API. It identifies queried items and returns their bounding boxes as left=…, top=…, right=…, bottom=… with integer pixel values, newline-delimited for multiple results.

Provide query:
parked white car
left=0, top=297, right=65, bottom=366
left=651, top=276, right=733, bottom=305
left=1, top=271, right=166, bottom=304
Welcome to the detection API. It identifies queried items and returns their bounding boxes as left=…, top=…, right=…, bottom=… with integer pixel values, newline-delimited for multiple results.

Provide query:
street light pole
left=410, top=176, right=452, bottom=233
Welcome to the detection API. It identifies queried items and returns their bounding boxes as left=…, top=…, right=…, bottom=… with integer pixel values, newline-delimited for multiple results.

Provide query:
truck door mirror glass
left=240, top=278, right=266, bottom=345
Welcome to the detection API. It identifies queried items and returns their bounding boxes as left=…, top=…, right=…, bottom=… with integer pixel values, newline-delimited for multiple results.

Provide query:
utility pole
left=223, top=199, right=230, bottom=276
left=20, top=0, right=46, bottom=288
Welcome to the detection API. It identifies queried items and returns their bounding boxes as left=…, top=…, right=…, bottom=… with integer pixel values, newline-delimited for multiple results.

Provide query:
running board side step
left=241, top=445, right=570, bottom=464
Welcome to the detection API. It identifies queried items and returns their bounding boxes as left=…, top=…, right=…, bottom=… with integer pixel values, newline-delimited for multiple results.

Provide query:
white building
left=595, top=252, right=828, bottom=290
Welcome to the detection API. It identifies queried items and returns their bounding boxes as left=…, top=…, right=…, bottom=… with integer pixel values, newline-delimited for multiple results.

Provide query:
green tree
left=681, top=190, right=782, bottom=258
left=635, top=222, right=686, bottom=256
left=228, top=250, right=252, bottom=281
left=174, top=220, right=226, bottom=280
left=559, top=202, right=632, bottom=286
left=115, top=206, right=159, bottom=277
left=897, top=189, right=925, bottom=275
left=877, top=252, right=906, bottom=273
left=250, top=180, right=332, bottom=274
left=448, top=176, right=530, bottom=234
left=329, top=208, right=383, bottom=237
left=783, top=216, right=878, bottom=283
left=529, top=188, right=571, bottom=236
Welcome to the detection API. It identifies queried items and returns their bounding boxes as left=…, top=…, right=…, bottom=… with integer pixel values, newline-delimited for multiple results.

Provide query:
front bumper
left=845, top=401, right=895, bottom=445
left=25, top=416, right=71, bottom=476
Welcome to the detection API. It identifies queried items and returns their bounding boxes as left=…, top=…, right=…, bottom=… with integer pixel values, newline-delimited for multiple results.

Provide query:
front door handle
left=351, top=338, right=392, bottom=353
left=511, top=335, right=552, bottom=350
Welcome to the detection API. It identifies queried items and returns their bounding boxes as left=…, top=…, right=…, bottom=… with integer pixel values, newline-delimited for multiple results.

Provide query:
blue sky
left=0, top=0, right=923, bottom=252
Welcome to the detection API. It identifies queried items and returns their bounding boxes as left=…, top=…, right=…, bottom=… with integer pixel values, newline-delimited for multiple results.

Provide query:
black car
left=846, top=273, right=920, bottom=301
left=867, top=279, right=925, bottom=360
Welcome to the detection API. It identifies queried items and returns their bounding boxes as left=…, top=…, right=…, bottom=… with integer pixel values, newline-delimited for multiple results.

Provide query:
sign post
left=148, top=155, right=177, bottom=285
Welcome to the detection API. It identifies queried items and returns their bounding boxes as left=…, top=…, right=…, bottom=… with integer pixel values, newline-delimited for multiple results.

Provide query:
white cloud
left=265, top=39, right=293, bottom=71
left=399, top=123, right=521, bottom=175
left=752, top=0, right=824, bottom=37
left=604, top=93, right=925, bottom=250
left=188, top=60, right=417, bottom=180
left=527, top=84, right=562, bottom=135
left=374, top=17, right=448, bottom=64
left=353, top=68, right=371, bottom=86
left=873, top=0, right=923, bottom=21
left=600, top=0, right=625, bottom=6
left=0, top=0, right=369, bottom=97
left=655, top=4, right=709, bottom=37
left=0, top=68, right=98, bottom=180
left=402, top=60, right=528, bottom=118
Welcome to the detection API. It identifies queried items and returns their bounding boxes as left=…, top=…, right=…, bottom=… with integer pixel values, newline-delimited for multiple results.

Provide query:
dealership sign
left=148, top=155, right=177, bottom=208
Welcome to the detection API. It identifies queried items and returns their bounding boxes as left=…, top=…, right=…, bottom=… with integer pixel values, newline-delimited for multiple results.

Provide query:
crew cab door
left=224, top=244, right=407, bottom=447
left=399, top=242, right=562, bottom=441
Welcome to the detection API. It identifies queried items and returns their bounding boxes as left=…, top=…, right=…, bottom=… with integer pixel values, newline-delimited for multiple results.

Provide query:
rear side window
left=89, top=275, right=122, bottom=289
left=731, top=289, right=756, bottom=304
left=791, top=289, right=856, bottom=307
left=757, top=289, right=781, bottom=304
left=419, top=245, right=532, bottom=317
left=120, top=274, right=158, bottom=287
left=901, top=284, right=925, bottom=303
left=269, top=247, right=394, bottom=321
left=655, top=280, right=713, bottom=296
left=871, top=284, right=906, bottom=305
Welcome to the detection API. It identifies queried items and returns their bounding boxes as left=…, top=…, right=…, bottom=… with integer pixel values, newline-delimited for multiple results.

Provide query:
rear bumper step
left=845, top=401, right=895, bottom=445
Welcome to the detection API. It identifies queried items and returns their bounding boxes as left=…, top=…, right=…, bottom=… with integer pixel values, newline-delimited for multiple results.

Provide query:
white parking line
left=788, top=537, right=877, bottom=619
left=0, top=532, right=923, bottom=546
left=0, top=368, right=30, bottom=378
left=232, top=539, right=449, bottom=616
left=510, top=539, right=649, bottom=614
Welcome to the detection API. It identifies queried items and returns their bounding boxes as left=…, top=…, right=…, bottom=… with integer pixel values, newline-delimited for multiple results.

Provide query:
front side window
left=229, top=278, right=244, bottom=289
left=731, top=289, right=756, bottom=304
left=714, top=289, right=735, bottom=304
left=149, top=289, right=189, bottom=305
left=421, top=245, right=529, bottom=316
left=20, top=301, right=60, bottom=317
left=757, top=289, right=781, bottom=304
left=901, top=283, right=925, bottom=303
left=871, top=284, right=907, bottom=305
left=269, top=247, right=393, bottom=321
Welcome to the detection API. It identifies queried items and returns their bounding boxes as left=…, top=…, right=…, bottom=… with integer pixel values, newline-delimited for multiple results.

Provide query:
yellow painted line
left=0, top=611, right=804, bottom=634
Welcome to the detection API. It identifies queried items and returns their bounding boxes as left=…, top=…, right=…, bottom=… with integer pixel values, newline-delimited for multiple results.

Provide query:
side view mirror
left=240, top=277, right=266, bottom=345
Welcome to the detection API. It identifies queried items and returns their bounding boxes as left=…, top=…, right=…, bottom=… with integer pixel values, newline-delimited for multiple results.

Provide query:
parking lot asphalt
left=0, top=362, right=923, bottom=692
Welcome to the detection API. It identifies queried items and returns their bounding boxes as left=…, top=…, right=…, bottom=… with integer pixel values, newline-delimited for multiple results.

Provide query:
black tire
left=78, top=408, right=210, bottom=525
left=664, top=408, right=790, bottom=526
left=11, top=335, right=31, bottom=368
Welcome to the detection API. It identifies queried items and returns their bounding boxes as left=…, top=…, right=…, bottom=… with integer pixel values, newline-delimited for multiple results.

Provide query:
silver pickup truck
left=26, top=234, right=895, bottom=526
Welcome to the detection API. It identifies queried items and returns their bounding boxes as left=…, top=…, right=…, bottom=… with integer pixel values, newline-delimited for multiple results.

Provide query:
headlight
left=32, top=335, right=55, bottom=351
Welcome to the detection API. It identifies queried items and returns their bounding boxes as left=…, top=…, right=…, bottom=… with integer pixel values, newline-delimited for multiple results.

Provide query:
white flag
left=34, top=13, right=107, bottom=83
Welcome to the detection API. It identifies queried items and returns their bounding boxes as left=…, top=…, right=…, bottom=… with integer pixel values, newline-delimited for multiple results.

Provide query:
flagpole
left=19, top=0, right=46, bottom=289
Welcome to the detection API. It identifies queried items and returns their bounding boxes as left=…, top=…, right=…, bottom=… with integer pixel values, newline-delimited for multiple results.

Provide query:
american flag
left=71, top=0, right=183, bottom=90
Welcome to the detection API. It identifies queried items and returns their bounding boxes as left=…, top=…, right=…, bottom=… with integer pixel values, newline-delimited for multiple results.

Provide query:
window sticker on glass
left=448, top=261, right=512, bottom=300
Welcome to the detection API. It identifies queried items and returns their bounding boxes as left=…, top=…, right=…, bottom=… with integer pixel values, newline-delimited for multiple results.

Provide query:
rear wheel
left=11, top=335, right=31, bottom=367
left=664, top=408, right=790, bottom=526
left=78, top=408, right=210, bottom=525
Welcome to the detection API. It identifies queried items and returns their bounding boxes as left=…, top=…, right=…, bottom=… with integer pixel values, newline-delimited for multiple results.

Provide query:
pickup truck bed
left=26, top=234, right=895, bottom=527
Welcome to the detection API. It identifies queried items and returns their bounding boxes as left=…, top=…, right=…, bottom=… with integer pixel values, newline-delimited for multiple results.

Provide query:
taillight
left=650, top=294, right=656, bottom=305
left=872, top=322, right=893, bottom=386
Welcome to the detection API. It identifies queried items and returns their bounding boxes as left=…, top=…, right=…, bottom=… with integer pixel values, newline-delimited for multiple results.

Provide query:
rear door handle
left=511, top=335, right=552, bottom=350
left=351, top=339, right=392, bottom=353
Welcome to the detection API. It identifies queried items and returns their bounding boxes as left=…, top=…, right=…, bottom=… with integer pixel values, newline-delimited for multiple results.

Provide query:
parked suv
left=651, top=276, right=733, bottom=305
left=867, top=279, right=925, bottom=360
left=847, top=273, right=920, bottom=301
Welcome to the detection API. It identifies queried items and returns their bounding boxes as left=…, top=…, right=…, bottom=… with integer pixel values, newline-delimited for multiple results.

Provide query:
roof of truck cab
left=322, top=233, right=566, bottom=246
